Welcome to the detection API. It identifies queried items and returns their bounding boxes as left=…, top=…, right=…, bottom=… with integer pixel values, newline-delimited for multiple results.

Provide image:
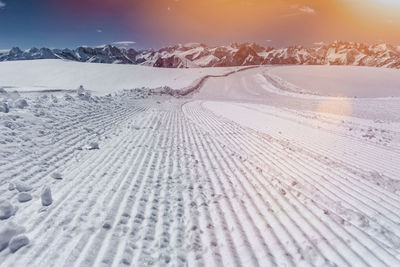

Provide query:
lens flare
left=316, top=98, right=353, bottom=118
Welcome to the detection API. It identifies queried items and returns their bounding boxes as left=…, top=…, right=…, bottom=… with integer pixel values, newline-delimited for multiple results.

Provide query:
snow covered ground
left=1, top=62, right=400, bottom=266
left=267, top=65, right=400, bottom=98
left=0, top=59, right=240, bottom=95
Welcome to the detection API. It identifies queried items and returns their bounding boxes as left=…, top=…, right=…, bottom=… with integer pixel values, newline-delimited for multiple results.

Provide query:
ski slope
left=0, top=59, right=239, bottom=94
left=1, top=64, right=400, bottom=266
left=267, top=65, right=400, bottom=98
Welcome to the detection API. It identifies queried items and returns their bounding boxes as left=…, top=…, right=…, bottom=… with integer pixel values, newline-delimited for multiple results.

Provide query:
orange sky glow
left=130, top=0, right=400, bottom=45
left=51, top=0, right=400, bottom=47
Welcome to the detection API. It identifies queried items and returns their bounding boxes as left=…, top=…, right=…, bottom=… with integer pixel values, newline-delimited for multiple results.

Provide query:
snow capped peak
left=0, top=42, right=399, bottom=69
left=9, top=47, right=23, bottom=55
left=28, top=47, right=39, bottom=53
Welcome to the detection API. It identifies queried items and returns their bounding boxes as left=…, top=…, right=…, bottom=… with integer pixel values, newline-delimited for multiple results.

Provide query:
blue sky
left=0, top=0, right=140, bottom=49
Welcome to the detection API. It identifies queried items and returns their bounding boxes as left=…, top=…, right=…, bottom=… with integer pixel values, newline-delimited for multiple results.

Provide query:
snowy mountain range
left=1, top=41, right=400, bottom=69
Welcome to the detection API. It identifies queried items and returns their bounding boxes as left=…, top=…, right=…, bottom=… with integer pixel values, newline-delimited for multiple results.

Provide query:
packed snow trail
left=1, top=67, right=400, bottom=266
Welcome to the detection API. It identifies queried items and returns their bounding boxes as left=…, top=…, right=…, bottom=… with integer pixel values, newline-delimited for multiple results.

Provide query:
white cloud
left=266, top=40, right=272, bottom=42
left=0, top=1, right=6, bottom=8
left=97, top=29, right=103, bottom=33
left=299, top=6, right=316, bottom=14
left=314, top=41, right=326, bottom=46
left=112, top=41, right=136, bottom=46
left=283, top=4, right=315, bottom=17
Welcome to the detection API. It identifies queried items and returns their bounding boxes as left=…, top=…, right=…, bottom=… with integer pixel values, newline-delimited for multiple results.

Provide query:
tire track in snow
left=183, top=100, right=400, bottom=266
left=200, top=103, right=400, bottom=243
left=0, top=103, right=145, bottom=191
left=2, top=106, right=156, bottom=266
left=2, top=93, right=400, bottom=266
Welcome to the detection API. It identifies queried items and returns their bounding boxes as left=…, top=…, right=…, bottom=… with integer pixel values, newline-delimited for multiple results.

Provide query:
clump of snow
left=0, top=88, right=29, bottom=113
left=0, top=200, right=15, bottom=220
left=0, top=222, right=25, bottom=251
left=50, top=95, right=58, bottom=103
left=51, top=172, right=63, bottom=180
left=87, top=142, right=99, bottom=150
left=0, top=88, right=10, bottom=113
left=3, top=120, right=15, bottom=130
left=4, top=90, right=21, bottom=101
left=0, top=101, right=9, bottom=113
left=77, top=85, right=85, bottom=96
left=12, top=98, right=28, bottom=109
left=41, top=186, right=52, bottom=206
left=8, top=183, right=15, bottom=191
left=102, top=222, right=112, bottom=230
left=8, top=234, right=30, bottom=253
left=17, top=192, right=32, bottom=203
left=15, top=182, right=33, bottom=192
left=77, top=85, right=93, bottom=101
left=63, top=94, right=75, bottom=102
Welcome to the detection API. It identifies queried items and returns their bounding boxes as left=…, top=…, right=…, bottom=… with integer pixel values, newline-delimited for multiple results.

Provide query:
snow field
left=267, top=65, right=400, bottom=98
left=0, top=64, right=400, bottom=266
left=0, top=59, right=240, bottom=95
left=184, top=100, right=400, bottom=266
